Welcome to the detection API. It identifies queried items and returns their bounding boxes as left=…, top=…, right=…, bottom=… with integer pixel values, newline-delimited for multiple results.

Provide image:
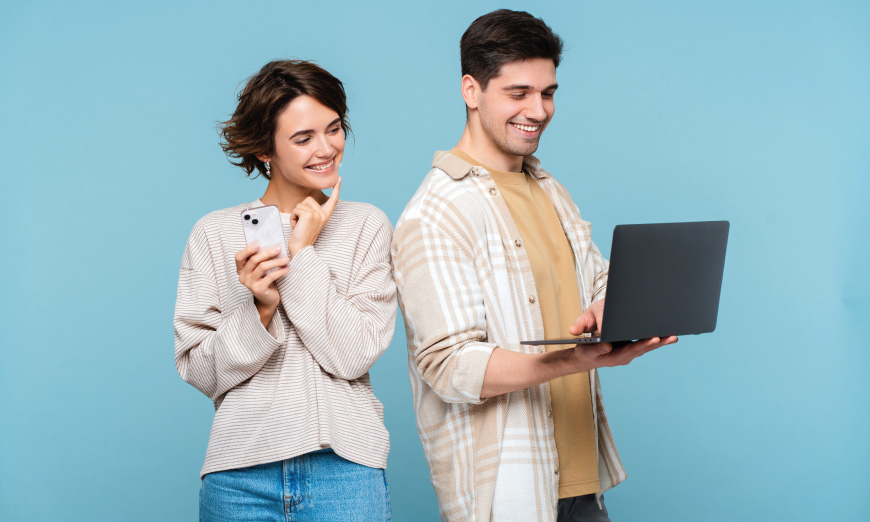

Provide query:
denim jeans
left=200, top=449, right=391, bottom=522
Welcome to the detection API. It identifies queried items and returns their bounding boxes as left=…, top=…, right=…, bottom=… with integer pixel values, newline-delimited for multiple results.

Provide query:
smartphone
left=241, top=205, right=288, bottom=273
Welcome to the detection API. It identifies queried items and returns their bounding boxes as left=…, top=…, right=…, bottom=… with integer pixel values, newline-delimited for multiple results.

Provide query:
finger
left=593, top=309, right=604, bottom=334
left=639, top=337, right=663, bottom=354
left=647, top=336, right=678, bottom=349
left=574, top=342, right=612, bottom=360
left=321, top=176, right=341, bottom=216
left=302, top=198, right=325, bottom=220
left=235, top=242, right=260, bottom=272
left=251, top=257, right=290, bottom=280
left=290, top=211, right=310, bottom=232
left=251, top=245, right=282, bottom=264
left=252, top=267, right=286, bottom=292
left=652, top=336, right=679, bottom=350
left=568, top=310, right=596, bottom=336
left=244, top=246, right=281, bottom=275
left=608, top=338, right=652, bottom=362
left=261, top=265, right=290, bottom=286
left=291, top=206, right=316, bottom=226
left=292, top=203, right=314, bottom=218
left=568, top=315, right=585, bottom=336
left=595, top=342, right=613, bottom=356
left=609, top=336, right=677, bottom=366
left=627, top=337, right=668, bottom=359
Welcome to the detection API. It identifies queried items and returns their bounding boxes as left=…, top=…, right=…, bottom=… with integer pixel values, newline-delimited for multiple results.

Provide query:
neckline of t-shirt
left=252, top=199, right=294, bottom=225
left=450, top=148, right=529, bottom=185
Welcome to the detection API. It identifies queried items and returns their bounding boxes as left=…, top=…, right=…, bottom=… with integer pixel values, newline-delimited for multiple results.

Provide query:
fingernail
left=272, top=247, right=281, bottom=252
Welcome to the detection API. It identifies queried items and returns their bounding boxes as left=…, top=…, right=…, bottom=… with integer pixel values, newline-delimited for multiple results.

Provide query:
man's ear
left=461, top=74, right=481, bottom=110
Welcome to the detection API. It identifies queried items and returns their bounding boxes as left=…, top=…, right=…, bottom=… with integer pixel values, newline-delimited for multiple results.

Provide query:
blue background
left=1, top=1, right=868, bottom=520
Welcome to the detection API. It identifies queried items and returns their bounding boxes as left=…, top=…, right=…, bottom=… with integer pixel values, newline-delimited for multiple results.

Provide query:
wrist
left=287, top=242, right=310, bottom=258
left=548, top=347, right=588, bottom=377
left=253, top=299, right=277, bottom=327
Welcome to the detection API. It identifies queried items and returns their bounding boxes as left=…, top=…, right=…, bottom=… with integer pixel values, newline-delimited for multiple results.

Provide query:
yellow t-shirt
left=452, top=149, right=600, bottom=498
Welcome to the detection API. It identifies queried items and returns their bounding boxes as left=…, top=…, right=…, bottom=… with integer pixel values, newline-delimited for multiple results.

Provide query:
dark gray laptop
left=521, top=220, right=729, bottom=346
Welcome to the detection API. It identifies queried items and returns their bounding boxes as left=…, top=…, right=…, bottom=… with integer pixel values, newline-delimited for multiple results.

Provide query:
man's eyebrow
left=288, top=118, right=341, bottom=140
left=501, top=83, right=559, bottom=91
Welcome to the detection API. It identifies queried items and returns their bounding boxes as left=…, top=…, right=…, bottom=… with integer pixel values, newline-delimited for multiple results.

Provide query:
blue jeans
left=200, top=449, right=391, bottom=522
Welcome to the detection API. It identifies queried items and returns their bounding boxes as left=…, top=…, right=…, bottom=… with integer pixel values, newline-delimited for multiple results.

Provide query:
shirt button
left=528, top=295, right=536, bottom=304
left=514, top=239, right=523, bottom=248
left=547, top=409, right=553, bottom=418
left=554, top=468, right=559, bottom=475
left=489, top=187, right=497, bottom=196
left=471, top=168, right=479, bottom=176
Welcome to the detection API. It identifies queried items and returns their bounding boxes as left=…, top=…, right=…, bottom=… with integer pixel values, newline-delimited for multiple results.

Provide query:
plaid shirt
left=392, top=151, right=626, bottom=522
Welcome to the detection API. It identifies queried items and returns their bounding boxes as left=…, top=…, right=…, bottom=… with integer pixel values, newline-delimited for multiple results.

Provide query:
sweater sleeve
left=274, top=211, right=397, bottom=381
left=173, top=225, right=285, bottom=400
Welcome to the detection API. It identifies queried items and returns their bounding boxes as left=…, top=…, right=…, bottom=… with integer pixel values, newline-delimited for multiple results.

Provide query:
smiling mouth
left=510, top=123, right=541, bottom=133
left=306, top=160, right=334, bottom=172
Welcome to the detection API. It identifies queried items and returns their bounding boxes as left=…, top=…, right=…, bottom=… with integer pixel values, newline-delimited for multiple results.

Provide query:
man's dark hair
left=219, top=60, right=351, bottom=179
left=460, top=9, right=563, bottom=90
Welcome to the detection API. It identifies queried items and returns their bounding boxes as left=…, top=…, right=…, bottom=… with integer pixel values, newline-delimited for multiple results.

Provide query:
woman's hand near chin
left=288, top=177, right=341, bottom=257
left=234, top=243, right=290, bottom=327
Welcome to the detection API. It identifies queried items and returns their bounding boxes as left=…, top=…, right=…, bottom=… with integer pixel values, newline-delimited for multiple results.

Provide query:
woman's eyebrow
left=289, top=129, right=313, bottom=139
left=288, top=118, right=341, bottom=140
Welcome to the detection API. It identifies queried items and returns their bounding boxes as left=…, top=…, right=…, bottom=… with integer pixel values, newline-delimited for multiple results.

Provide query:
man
left=391, top=9, right=677, bottom=522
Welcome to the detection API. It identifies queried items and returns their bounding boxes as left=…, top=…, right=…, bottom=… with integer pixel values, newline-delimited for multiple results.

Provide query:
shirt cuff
left=452, top=341, right=498, bottom=404
left=244, top=295, right=286, bottom=346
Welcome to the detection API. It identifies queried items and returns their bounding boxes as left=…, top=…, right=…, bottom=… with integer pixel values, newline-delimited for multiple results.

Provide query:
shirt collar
left=432, top=150, right=549, bottom=180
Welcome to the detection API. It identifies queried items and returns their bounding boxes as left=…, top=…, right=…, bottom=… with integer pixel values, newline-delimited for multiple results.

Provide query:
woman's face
left=265, top=95, right=344, bottom=191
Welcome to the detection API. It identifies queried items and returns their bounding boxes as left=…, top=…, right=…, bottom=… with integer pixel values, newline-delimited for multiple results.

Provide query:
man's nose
left=524, top=94, right=547, bottom=122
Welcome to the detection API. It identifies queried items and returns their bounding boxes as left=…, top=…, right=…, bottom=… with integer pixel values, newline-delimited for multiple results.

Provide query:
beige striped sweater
left=174, top=199, right=396, bottom=477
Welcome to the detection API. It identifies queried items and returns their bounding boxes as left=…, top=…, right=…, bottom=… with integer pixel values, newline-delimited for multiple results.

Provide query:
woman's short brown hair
left=220, top=60, right=351, bottom=179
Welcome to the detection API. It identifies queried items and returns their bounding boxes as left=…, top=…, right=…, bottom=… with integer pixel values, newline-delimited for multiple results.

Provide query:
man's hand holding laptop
left=568, top=300, right=679, bottom=370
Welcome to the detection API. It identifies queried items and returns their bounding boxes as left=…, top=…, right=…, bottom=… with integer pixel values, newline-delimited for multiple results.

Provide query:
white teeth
left=512, top=123, right=540, bottom=132
left=308, top=161, right=333, bottom=171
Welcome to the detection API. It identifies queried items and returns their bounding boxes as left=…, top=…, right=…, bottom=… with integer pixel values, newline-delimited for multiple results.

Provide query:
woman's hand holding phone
left=234, top=244, right=290, bottom=327
left=288, top=177, right=341, bottom=257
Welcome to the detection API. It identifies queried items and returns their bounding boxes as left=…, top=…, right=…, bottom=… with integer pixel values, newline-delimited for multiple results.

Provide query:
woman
left=174, top=60, right=395, bottom=521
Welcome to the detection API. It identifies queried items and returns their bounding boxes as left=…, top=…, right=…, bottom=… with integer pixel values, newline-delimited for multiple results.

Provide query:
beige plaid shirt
left=392, top=151, right=626, bottom=522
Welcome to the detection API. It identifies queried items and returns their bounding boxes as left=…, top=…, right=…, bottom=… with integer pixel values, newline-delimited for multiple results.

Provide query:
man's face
left=475, top=57, right=557, bottom=160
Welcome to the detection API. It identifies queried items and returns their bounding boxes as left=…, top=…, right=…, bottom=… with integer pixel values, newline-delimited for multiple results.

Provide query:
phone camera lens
left=252, top=219, right=259, bottom=225
left=244, top=214, right=251, bottom=220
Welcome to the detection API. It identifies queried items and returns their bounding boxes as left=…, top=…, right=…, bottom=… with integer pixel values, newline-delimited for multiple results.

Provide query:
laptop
left=521, top=220, right=729, bottom=347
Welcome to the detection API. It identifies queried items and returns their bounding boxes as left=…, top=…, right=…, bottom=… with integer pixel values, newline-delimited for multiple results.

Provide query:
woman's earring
left=265, top=161, right=271, bottom=176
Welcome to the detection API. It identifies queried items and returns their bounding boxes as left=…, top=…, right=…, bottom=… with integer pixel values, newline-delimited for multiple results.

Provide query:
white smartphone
left=241, top=205, right=288, bottom=273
